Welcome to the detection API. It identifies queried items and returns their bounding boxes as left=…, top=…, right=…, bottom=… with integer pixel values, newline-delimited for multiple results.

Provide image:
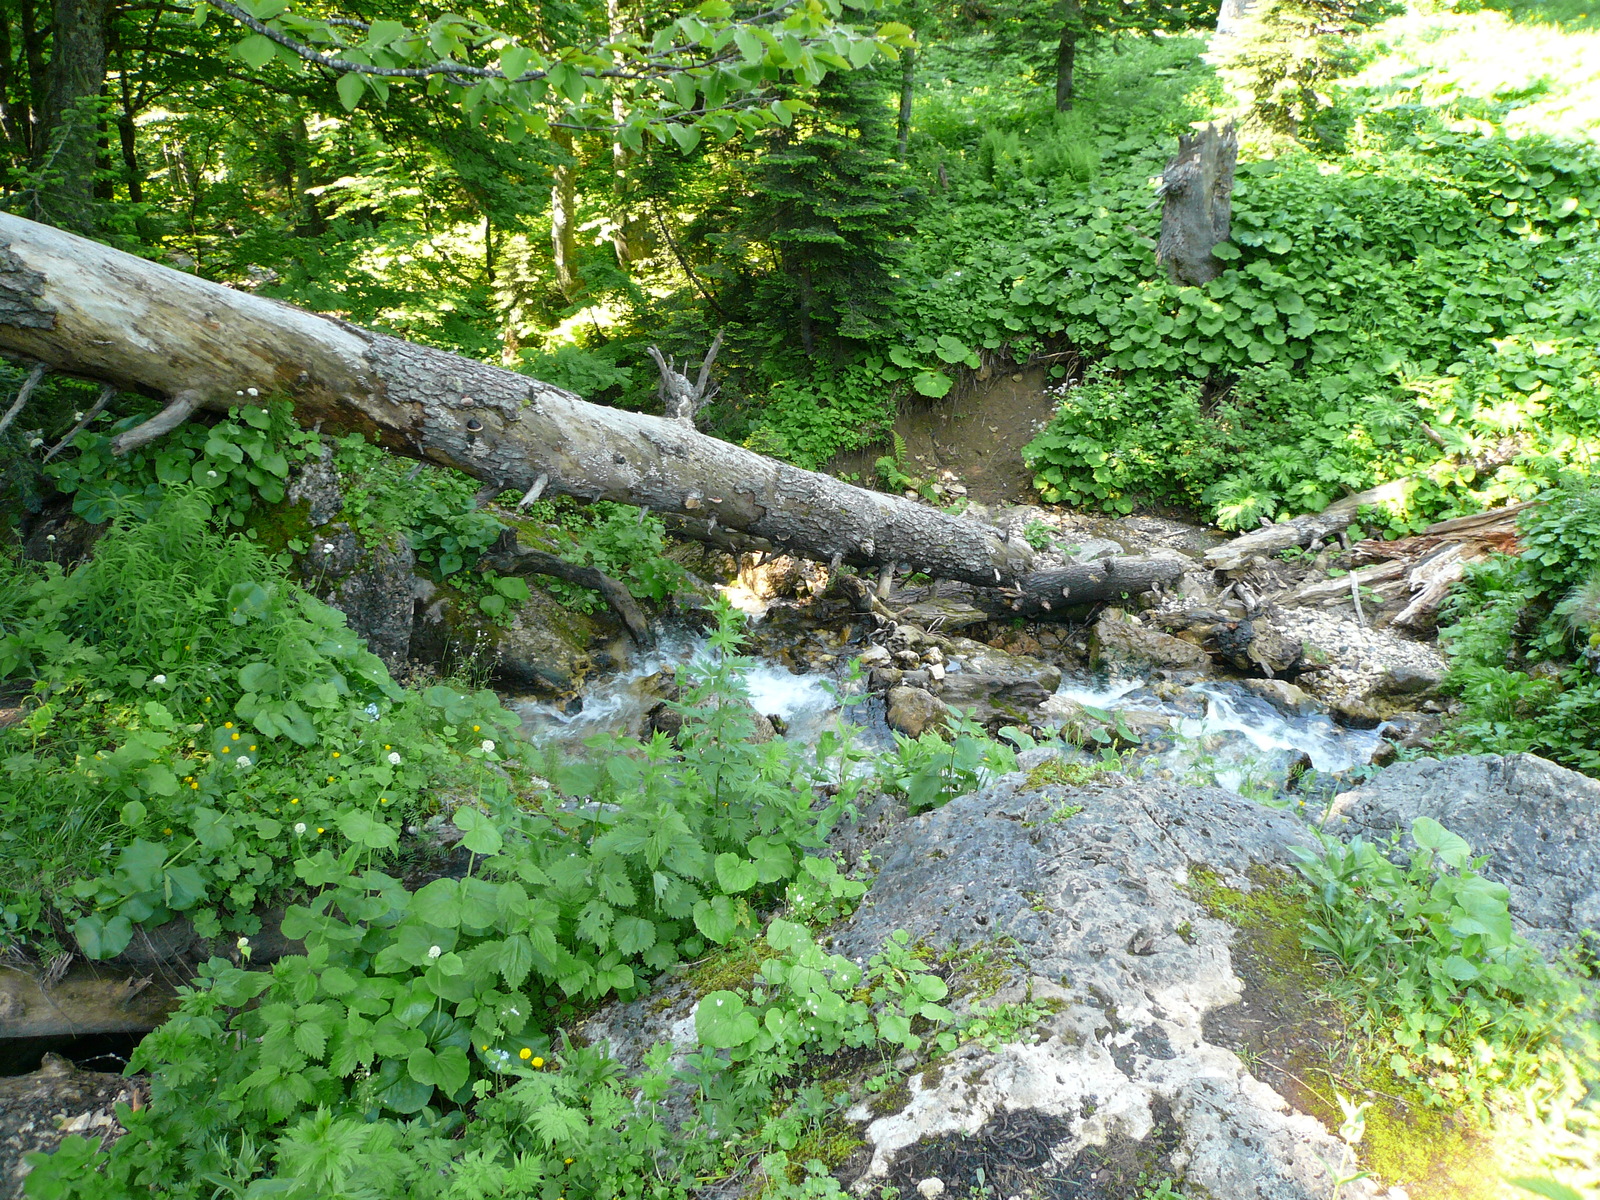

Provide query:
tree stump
left=1156, top=122, right=1239, bottom=286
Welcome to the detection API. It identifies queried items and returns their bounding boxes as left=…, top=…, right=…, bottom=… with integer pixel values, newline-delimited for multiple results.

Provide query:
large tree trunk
left=33, top=0, right=114, bottom=234
left=1155, top=122, right=1238, bottom=286
left=0, top=212, right=1042, bottom=592
left=895, top=45, right=915, bottom=160
left=1054, top=23, right=1077, bottom=113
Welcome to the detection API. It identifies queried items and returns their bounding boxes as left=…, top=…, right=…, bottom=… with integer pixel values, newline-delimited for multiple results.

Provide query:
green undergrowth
left=1438, top=479, right=1600, bottom=773
left=10, top=493, right=981, bottom=1198
left=1186, top=821, right=1597, bottom=1196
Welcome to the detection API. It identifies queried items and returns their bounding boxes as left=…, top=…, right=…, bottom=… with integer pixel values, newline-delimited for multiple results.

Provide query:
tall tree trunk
left=289, top=115, right=324, bottom=237
left=1049, top=23, right=1075, bottom=112
left=606, top=0, right=634, bottom=268
left=33, top=0, right=113, bottom=233
left=895, top=45, right=915, bottom=161
left=20, top=0, right=49, bottom=154
left=0, top=13, right=31, bottom=156
left=114, top=109, right=140, bottom=202
left=550, top=127, right=582, bottom=301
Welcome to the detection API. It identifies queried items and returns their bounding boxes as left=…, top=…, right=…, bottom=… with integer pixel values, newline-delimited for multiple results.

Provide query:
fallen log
left=0, top=214, right=1054, bottom=598
left=977, top=555, right=1189, bottom=620
left=1203, top=482, right=1404, bottom=571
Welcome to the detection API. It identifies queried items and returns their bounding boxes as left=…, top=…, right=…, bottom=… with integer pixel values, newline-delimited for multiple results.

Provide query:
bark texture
left=0, top=212, right=1046, bottom=592
left=1156, top=122, right=1238, bottom=286
left=35, top=0, right=115, bottom=233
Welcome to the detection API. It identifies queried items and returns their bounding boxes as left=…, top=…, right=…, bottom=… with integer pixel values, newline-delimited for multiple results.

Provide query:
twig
left=518, top=472, right=549, bottom=509
left=0, top=362, right=48, bottom=438
left=1349, top=571, right=1366, bottom=628
left=43, top=383, right=116, bottom=462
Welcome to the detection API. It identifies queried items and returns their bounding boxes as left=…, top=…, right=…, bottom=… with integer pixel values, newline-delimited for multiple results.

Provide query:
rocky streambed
left=4, top=503, right=1593, bottom=1199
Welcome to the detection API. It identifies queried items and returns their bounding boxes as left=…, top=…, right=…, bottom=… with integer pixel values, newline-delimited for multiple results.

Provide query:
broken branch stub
left=1156, top=121, right=1238, bottom=286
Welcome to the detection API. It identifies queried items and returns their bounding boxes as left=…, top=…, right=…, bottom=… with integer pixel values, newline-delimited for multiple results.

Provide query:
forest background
left=2, top=0, right=1600, bottom=1194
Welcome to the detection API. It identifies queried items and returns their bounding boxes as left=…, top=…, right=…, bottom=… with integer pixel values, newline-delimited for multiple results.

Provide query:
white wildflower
left=236, top=755, right=251, bottom=767
left=246, top=387, right=259, bottom=396
left=152, top=674, right=167, bottom=685
left=427, top=945, right=442, bottom=961
left=294, top=822, right=307, bottom=834
left=45, top=533, right=56, bottom=542
left=236, top=936, right=252, bottom=962
left=387, top=751, right=401, bottom=765
left=481, top=739, right=495, bottom=753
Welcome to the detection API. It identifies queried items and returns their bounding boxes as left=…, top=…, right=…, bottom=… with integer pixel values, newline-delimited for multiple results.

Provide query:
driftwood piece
left=1204, top=482, right=1403, bottom=571
left=1156, top=122, right=1238, bottom=286
left=1274, top=560, right=1407, bottom=607
left=480, top=545, right=654, bottom=648
left=1272, top=501, right=1534, bottom=630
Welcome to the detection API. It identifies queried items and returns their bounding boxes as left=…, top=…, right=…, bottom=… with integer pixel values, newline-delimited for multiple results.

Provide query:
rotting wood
left=1203, top=482, right=1406, bottom=572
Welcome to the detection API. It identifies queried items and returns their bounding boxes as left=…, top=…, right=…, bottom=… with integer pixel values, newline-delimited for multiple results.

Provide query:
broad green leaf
left=714, top=852, right=760, bottom=893
left=235, top=34, right=276, bottom=69
left=337, top=73, right=365, bottom=112
left=74, top=914, right=134, bottom=960
left=695, top=991, right=759, bottom=1048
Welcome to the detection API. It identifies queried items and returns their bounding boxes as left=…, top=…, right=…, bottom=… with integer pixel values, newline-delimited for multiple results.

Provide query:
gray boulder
left=886, top=686, right=947, bottom=738
left=831, top=775, right=1389, bottom=1199
left=937, top=636, right=1063, bottom=730
left=298, top=523, right=416, bottom=672
left=1089, top=608, right=1209, bottom=673
left=1328, top=753, right=1600, bottom=951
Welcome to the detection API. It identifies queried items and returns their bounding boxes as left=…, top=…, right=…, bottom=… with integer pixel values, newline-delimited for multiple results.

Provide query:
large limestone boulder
left=411, top=579, right=621, bottom=698
left=937, top=635, right=1062, bottom=730
left=1328, top=753, right=1600, bottom=952
left=828, top=774, right=1390, bottom=1199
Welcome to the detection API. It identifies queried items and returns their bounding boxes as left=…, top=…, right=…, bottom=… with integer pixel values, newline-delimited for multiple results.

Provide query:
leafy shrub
left=1293, top=817, right=1596, bottom=1112
left=46, top=402, right=313, bottom=529
left=17, top=596, right=952, bottom=1198
left=879, top=709, right=1018, bottom=814
left=1440, top=482, right=1600, bottom=771
left=0, top=491, right=513, bottom=956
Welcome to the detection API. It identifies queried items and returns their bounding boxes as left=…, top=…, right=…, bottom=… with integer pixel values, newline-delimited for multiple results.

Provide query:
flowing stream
left=509, top=624, right=1384, bottom=804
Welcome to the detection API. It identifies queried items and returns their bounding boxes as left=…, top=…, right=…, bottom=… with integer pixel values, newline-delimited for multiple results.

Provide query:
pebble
left=917, top=1180, right=945, bottom=1199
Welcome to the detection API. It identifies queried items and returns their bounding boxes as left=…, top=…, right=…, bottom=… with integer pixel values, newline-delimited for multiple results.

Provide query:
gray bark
left=1155, top=122, right=1238, bottom=286
left=0, top=212, right=1040, bottom=592
left=977, top=556, right=1188, bottom=620
left=1203, top=480, right=1397, bottom=571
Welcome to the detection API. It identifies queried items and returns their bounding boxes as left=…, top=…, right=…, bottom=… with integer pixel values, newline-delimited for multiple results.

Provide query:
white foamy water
left=1054, top=674, right=1384, bottom=795
left=510, top=632, right=846, bottom=755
